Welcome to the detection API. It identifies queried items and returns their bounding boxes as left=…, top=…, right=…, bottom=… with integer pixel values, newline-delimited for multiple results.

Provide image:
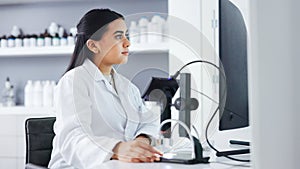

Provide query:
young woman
left=48, top=9, right=162, bottom=169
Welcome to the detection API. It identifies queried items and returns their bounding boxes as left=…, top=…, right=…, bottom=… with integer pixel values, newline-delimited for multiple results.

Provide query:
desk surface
left=100, top=159, right=251, bottom=169
left=99, top=126, right=252, bottom=169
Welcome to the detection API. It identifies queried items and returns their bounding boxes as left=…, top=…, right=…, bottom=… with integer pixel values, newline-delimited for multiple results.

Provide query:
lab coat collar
left=82, top=58, right=120, bottom=82
left=82, top=58, right=121, bottom=96
left=82, top=59, right=105, bottom=82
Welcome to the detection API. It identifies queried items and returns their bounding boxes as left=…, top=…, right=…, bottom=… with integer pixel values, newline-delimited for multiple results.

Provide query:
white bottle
left=33, top=81, right=43, bottom=107
left=162, top=17, right=168, bottom=42
left=44, top=36, right=52, bottom=47
left=52, top=33, right=60, bottom=46
left=7, top=35, right=15, bottom=48
left=69, top=27, right=77, bottom=38
left=60, top=33, right=68, bottom=46
left=6, top=85, right=15, bottom=107
left=43, top=81, right=53, bottom=107
left=51, top=81, right=56, bottom=106
left=58, top=27, right=65, bottom=38
left=29, top=35, right=37, bottom=47
left=67, top=33, right=75, bottom=46
left=11, top=26, right=21, bottom=37
left=1, top=77, right=12, bottom=107
left=0, top=36, right=8, bottom=48
left=37, top=34, right=45, bottom=47
left=15, top=36, right=23, bottom=48
left=138, top=17, right=149, bottom=43
left=129, top=21, right=139, bottom=44
left=149, top=15, right=163, bottom=43
left=23, top=35, right=30, bottom=47
left=48, top=22, right=59, bottom=37
left=24, top=80, right=33, bottom=107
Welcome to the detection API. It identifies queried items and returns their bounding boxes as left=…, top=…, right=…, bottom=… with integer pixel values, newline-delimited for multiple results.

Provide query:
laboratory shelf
left=0, top=43, right=169, bottom=57
left=0, top=46, right=74, bottom=57
left=0, top=106, right=55, bottom=115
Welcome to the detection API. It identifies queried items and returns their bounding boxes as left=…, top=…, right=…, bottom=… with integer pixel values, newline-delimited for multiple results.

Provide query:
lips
left=121, top=51, right=129, bottom=55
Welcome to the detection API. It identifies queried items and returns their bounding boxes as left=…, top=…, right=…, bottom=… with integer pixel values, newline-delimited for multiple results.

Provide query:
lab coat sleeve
left=53, top=73, right=121, bottom=168
left=131, top=85, right=160, bottom=140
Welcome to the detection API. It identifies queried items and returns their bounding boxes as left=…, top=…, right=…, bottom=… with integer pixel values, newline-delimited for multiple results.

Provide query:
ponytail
left=65, top=33, right=93, bottom=73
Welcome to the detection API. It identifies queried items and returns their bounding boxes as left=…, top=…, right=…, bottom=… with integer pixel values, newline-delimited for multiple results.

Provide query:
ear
left=86, top=39, right=100, bottom=54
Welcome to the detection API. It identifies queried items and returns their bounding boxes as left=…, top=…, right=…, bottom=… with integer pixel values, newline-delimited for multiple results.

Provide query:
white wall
left=249, top=0, right=300, bottom=168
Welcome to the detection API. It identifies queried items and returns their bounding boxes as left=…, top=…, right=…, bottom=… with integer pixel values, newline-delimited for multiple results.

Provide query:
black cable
left=170, top=60, right=221, bottom=80
left=191, top=87, right=250, bottom=162
left=204, top=106, right=250, bottom=162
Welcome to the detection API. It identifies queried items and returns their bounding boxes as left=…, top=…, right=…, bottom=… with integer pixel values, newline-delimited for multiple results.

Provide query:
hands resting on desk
left=111, top=136, right=163, bottom=163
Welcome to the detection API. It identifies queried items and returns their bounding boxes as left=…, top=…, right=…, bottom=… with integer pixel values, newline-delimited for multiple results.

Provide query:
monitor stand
left=216, top=140, right=250, bottom=157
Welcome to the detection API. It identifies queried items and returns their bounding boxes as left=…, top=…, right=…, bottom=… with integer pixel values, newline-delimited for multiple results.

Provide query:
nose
left=123, top=37, right=130, bottom=48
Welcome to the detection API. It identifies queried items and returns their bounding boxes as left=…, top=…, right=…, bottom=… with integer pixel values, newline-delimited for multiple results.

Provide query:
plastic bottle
left=6, top=85, right=15, bottom=107
left=1, top=77, right=15, bottom=107
left=44, top=30, right=52, bottom=47
left=149, top=15, right=163, bottom=43
left=37, top=34, right=45, bottom=47
left=51, top=81, right=56, bottom=106
left=162, top=17, right=168, bottom=42
left=138, top=17, right=149, bottom=43
left=48, top=22, right=59, bottom=37
left=43, top=81, right=53, bottom=107
left=30, top=34, right=37, bottom=47
left=69, top=27, right=77, bottom=38
left=24, top=80, right=33, bottom=107
left=23, top=35, right=30, bottom=47
left=52, top=33, right=60, bottom=46
left=60, top=32, right=68, bottom=46
left=129, top=21, right=139, bottom=44
left=1, top=35, right=8, bottom=48
left=2, top=78, right=10, bottom=105
left=15, top=35, right=23, bottom=47
left=67, top=33, right=75, bottom=46
left=33, top=81, right=43, bottom=107
left=11, top=26, right=21, bottom=37
left=7, top=35, right=15, bottom=48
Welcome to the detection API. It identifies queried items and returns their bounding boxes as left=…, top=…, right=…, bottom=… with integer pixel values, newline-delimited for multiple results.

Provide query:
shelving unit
left=0, top=43, right=169, bottom=57
left=0, top=106, right=55, bottom=115
left=0, top=46, right=74, bottom=57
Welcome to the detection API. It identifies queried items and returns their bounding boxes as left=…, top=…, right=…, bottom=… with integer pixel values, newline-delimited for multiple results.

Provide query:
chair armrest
left=25, top=163, right=49, bottom=169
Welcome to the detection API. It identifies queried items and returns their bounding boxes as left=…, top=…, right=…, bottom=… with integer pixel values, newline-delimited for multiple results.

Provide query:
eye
left=115, top=34, right=123, bottom=40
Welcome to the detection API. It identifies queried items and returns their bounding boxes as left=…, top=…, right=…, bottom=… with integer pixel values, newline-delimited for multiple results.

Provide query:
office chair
left=25, top=117, right=56, bottom=169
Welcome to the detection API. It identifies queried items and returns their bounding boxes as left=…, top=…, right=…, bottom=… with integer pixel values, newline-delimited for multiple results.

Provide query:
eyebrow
left=113, top=30, right=129, bottom=34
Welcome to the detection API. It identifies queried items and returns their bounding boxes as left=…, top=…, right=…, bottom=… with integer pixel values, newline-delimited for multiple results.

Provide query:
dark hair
left=65, top=9, right=124, bottom=73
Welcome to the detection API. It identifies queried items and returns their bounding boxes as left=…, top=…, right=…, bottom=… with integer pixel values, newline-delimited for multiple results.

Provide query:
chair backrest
left=25, top=117, right=56, bottom=167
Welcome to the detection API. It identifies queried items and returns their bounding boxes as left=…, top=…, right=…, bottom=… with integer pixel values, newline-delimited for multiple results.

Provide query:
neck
left=99, top=64, right=112, bottom=75
left=93, top=57, right=112, bottom=75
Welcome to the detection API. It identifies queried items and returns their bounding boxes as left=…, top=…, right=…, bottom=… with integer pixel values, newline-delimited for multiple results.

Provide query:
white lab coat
left=48, top=59, right=160, bottom=169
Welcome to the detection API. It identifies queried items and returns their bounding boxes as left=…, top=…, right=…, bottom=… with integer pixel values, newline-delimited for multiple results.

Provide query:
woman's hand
left=112, top=140, right=162, bottom=163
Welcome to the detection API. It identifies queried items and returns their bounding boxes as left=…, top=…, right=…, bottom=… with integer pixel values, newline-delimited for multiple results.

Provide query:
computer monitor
left=219, top=0, right=249, bottom=131
left=142, top=77, right=179, bottom=136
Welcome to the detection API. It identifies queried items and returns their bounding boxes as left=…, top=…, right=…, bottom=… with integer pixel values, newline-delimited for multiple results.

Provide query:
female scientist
left=48, top=9, right=162, bottom=169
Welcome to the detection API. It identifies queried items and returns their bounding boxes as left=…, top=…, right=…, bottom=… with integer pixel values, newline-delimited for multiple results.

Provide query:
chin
left=119, top=58, right=128, bottom=64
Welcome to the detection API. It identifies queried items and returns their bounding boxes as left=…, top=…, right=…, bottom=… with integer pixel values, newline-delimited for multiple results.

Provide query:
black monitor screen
left=219, top=0, right=249, bottom=130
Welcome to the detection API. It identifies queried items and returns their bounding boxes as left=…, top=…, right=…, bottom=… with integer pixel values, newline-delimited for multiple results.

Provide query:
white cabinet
left=168, top=0, right=219, bottom=140
left=0, top=107, right=54, bottom=168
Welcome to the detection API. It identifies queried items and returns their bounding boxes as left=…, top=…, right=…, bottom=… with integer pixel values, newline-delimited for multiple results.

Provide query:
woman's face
left=93, top=18, right=130, bottom=67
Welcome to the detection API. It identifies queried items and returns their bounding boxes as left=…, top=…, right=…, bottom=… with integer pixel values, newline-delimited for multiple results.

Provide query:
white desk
left=99, top=126, right=252, bottom=169
left=100, top=159, right=251, bottom=169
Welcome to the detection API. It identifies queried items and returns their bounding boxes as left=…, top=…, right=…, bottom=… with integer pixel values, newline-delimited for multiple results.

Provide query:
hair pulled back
left=66, top=9, right=124, bottom=73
